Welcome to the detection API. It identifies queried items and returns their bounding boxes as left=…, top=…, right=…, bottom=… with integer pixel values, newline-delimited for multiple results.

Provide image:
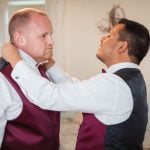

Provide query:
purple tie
left=102, top=69, right=106, bottom=73
left=38, top=65, right=48, bottom=79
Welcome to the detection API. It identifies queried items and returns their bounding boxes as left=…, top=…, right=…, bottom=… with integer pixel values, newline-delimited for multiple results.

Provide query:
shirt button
left=15, top=76, right=19, bottom=79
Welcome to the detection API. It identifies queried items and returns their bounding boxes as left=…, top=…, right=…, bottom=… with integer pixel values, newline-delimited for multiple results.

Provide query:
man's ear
left=13, top=32, right=26, bottom=47
left=117, top=41, right=128, bottom=53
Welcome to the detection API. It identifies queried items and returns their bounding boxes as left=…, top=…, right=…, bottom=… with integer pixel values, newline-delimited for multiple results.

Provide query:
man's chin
left=96, top=53, right=100, bottom=60
left=46, top=53, right=53, bottom=59
left=96, top=54, right=104, bottom=62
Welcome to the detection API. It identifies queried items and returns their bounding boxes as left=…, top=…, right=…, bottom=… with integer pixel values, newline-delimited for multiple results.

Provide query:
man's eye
left=107, top=35, right=111, bottom=38
left=42, top=34, right=46, bottom=38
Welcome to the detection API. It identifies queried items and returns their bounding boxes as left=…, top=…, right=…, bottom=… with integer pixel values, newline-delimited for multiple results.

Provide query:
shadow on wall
left=97, top=4, right=126, bottom=33
left=147, top=84, right=150, bottom=129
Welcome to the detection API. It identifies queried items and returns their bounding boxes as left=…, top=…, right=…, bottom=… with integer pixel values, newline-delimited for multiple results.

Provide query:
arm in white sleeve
left=46, top=63, right=78, bottom=83
left=11, top=61, right=133, bottom=116
left=0, top=73, right=22, bottom=146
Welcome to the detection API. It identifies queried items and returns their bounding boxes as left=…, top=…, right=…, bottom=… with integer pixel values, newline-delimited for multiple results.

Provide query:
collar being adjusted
left=36, top=60, right=49, bottom=68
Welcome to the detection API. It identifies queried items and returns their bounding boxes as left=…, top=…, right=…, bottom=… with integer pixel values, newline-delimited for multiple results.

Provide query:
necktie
left=102, top=68, right=106, bottom=73
left=38, top=65, right=48, bottom=79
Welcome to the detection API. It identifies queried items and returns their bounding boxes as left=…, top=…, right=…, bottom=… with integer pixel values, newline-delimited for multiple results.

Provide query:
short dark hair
left=118, top=18, right=150, bottom=64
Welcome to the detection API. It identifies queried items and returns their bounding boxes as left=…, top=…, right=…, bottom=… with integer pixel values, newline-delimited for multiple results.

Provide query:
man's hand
left=1, top=43, right=22, bottom=68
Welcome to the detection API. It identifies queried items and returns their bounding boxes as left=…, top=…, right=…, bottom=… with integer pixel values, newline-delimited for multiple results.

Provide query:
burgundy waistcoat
left=75, top=68, right=148, bottom=150
left=1, top=64, right=60, bottom=150
left=75, top=113, right=106, bottom=150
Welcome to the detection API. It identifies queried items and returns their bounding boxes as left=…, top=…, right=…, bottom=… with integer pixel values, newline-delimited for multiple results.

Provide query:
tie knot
left=38, top=65, right=47, bottom=78
left=38, top=64, right=45, bottom=71
left=102, top=69, right=106, bottom=73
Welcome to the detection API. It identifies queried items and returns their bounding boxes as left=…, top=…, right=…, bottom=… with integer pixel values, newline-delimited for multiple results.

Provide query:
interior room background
left=0, top=0, right=150, bottom=128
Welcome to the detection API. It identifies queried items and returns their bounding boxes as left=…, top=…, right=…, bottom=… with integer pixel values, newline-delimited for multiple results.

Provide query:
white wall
left=0, top=0, right=8, bottom=47
left=63, top=0, right=150, bottom=80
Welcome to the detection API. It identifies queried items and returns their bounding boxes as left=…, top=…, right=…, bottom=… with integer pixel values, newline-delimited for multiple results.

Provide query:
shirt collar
left=106, top=62, right=139, bottom=74
left=19, top=50, right=37, bottom=68
left=19, top=50, right=48, bottom=68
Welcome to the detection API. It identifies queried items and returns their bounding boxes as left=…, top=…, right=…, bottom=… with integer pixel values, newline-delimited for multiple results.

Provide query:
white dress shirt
left=0, top=50, right=42, bottom=147
left=12, top=61, right=139, bottom=126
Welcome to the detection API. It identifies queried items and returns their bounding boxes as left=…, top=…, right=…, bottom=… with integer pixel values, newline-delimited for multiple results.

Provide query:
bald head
left=9, top=8, right=48, bottom=43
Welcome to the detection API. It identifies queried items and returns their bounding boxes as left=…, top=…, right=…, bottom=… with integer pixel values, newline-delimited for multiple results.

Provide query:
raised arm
left=1, top=43, right=21, bottom=68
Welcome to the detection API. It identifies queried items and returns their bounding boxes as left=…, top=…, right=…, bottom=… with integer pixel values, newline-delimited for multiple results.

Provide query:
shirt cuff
left=11, top=60, right=32, bottom=81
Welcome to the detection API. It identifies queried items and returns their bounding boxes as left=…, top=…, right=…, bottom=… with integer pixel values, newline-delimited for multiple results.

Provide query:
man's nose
left=46, top=34, right=54, bottom=44
left=101, top=36, right=106, bottom=42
